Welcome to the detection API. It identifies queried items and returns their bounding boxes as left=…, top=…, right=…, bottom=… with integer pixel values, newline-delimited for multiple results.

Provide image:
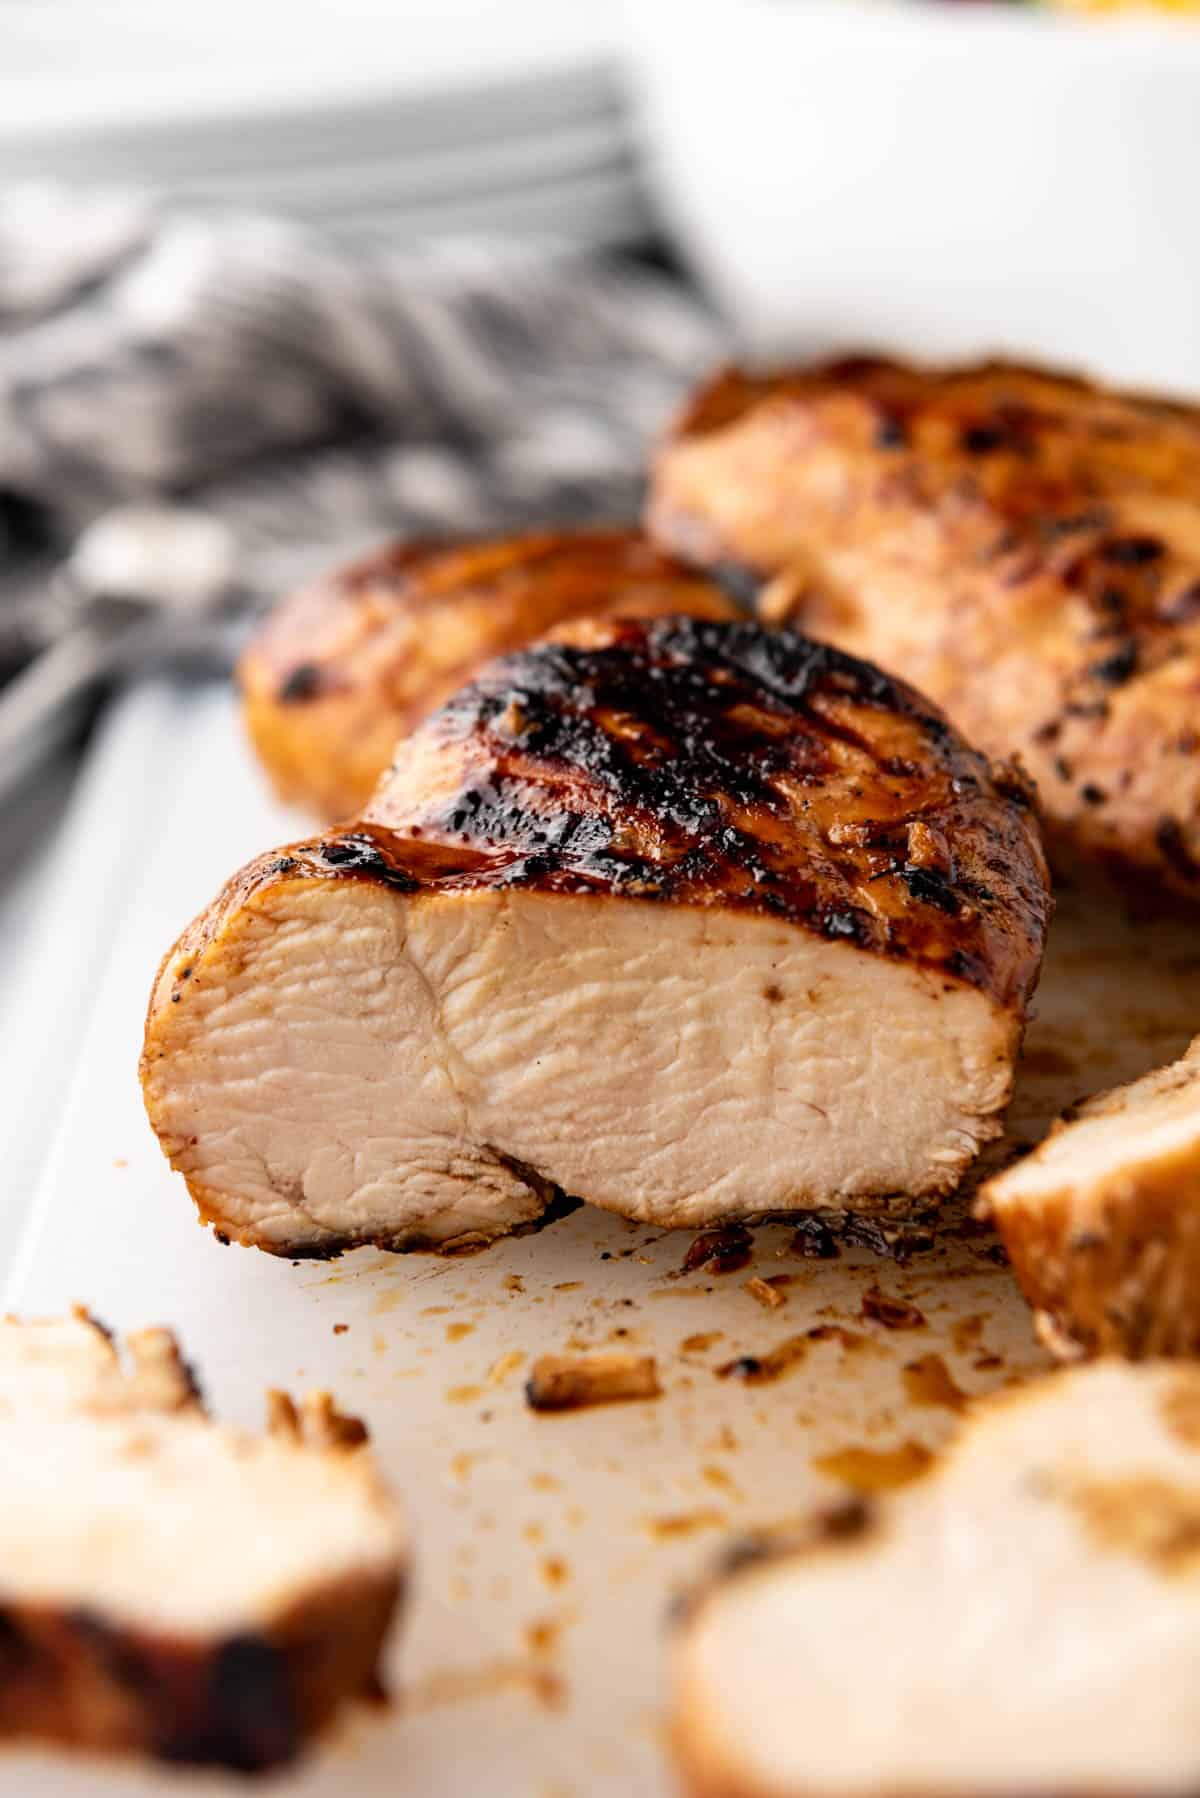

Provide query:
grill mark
left=252, top=616, right=1048, bottom=1003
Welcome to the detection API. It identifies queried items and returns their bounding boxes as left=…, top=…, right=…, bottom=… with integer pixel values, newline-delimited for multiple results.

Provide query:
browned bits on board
left=524, top=1353, right=661, bottom=1412
left=789, top=1217, right=841, bottom=1259
left=716, top=1337, right=811, bottom=1385
left=805, top=1325, right=868, bottom=1353
left=814, top=1441, right=934, bottom=1493
left=681, top=1224, right=754, bottom=1275
left=903, top=1354, right=969, bottom=1413
left=862, top=1287, right=927, bottom=1330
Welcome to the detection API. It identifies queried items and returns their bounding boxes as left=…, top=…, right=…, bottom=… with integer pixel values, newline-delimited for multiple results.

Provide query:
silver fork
left=0, top=506, right=239, bottom=807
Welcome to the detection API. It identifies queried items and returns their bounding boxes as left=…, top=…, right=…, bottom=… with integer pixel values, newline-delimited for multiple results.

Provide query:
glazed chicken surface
left=144, top=616, right=1050, bottom=1258
left=239, top=527, right=740, bottom=819
left=649, top=357, right=1200, bottom=902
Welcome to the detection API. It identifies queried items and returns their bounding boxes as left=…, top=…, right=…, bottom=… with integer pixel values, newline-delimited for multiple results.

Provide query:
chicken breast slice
left=239, top=527, right=740, bottom=819
left=648, top=356, right=1200, bottom=904
left=0, top=1310, right=404, bottom=1772
left=674, top=1361, right=1200, bottom=1798
left=980, top=1037, right=1200, bottom=1359
left=143, top=616, right=1051, bottom=1257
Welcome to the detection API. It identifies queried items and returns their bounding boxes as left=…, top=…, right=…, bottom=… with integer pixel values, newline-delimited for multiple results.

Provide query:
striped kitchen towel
left=0, top=183, right=723, bottom=666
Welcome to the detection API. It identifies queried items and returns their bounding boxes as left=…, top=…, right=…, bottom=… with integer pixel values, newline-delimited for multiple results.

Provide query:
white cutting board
left=4, top=678, right=1198, bottom=1797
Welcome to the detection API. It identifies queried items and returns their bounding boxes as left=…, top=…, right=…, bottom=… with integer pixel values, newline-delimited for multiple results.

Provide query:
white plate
left=0, top=0, right=618, bottom=131
left=131, top=120, right=635, bottom=213
left=4, top=675, right=1198, bottom=1795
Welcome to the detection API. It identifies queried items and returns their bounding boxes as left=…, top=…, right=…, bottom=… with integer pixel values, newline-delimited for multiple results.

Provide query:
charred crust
left=1155, top=817, right=1200, bottom=884
left=319, top=833, right=420, bottom=891
left=1100, top=534, right=1164, bottom=566
left=198, top=1634, right=298, bottom=1772
left=1087, top=641, right=1139, bottom=686
left=961, top=421, right=1014, bottom=455
left=332, top=614, right=1047, bottom=1002
left=278, top=663, right=324, bottom=704
left=217, top=1180, right=582, bottom=1262
left=0, top=1609, right=30, bottom=1678
left=898, top=863, right=960, bottom=914
left=0, top=1599, right=393, bottom=1774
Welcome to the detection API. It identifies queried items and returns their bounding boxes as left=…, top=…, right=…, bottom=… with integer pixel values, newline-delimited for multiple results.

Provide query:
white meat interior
left=146, top=880, right=1020, bottom=1249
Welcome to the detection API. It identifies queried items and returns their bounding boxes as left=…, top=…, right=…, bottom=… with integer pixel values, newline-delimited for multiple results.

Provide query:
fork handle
left=0, top=617, right=122, bottom=807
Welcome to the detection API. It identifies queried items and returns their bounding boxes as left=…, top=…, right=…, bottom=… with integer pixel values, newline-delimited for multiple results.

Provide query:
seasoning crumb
left=745, top=1275, right=785, bottom=1311
left=702, top=1464, right=744, bottom=1499
left=524, top=1616, right=564, bottom=1657
left=332, top=1323, right=348, bottom=1336
left=861, top=1287, right=927, bottom=1330
left=503, top=1274, right=525, bottom=1294
left=525, top=1352, right=661, bottom=1412
left=489, top=1350, right=526, bottom=1385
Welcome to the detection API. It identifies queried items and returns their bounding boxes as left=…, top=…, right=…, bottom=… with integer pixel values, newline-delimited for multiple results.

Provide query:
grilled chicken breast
left=239, top=528, right=740, bottom=819
left=143, top=616, right=1049, bottom=1257
left=981, top=1037, right=1200, bottom=1359
left=674, top=1361, right=1200, bottom=1798
left=649, top=357, right=1200, bottom=902
left=0, top=1310, right=404, bottom=1772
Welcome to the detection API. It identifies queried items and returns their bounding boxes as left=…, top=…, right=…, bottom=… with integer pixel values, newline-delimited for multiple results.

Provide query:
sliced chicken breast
left=143, top=616, right=1050, bottom=1257
left=674, top=1360, right=1200, bottom=1798
left=981, top=1037, right=1200, bottom=1359
left=0, top=1310, right=404, bottom=1772
left=648, top=356, right=1200, bottom=903
left=239, top=527, right=740, bottom=819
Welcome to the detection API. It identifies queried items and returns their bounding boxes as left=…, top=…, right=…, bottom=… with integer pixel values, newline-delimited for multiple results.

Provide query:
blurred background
left=0, top=0, right=1198, bottom=1184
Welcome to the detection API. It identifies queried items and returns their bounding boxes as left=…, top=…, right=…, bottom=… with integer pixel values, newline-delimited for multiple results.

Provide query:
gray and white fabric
left=0, top=184, right=723, bottom=668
